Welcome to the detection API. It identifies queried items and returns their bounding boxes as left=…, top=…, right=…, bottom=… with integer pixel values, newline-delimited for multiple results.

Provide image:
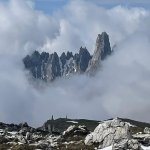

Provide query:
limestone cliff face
left=86, top=32, right=111, bottom=74
left=23, top=32, right=111, bottom=81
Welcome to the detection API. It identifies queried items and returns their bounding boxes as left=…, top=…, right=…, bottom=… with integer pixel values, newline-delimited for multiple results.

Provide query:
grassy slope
left=44, top=118, right=99, bottom=132
left=41, top=117, right=150, bottom=134
left=119, top=118, right=150, bottom=134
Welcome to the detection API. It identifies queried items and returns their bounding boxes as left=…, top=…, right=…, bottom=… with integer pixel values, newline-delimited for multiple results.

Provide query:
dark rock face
left=23, top=51, right=47, bottom=79
left=23, top=32, right=111, bottom=81
left=79, top=47, right=91, bottom=72
left=66, top=51, right=73, bottom=60
left=60, top=52, right=67, bottom=69
left=49, top=52, right=61, bottom=80
left=100, top=32, right=111, bottom=60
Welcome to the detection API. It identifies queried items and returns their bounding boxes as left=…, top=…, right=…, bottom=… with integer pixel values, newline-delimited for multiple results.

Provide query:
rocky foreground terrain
left=1, top=118, right=150, bottom=150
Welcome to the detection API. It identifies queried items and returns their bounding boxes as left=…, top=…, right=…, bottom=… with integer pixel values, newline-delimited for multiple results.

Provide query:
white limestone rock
left=112, top=139, right=143, bottom=150
left=85, top=118, right=131, bottom=149
left=144, top=127, right=150, bottom=134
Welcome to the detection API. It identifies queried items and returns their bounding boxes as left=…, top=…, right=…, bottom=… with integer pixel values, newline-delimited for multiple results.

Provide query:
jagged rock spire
left=93, top=32, right=111, bottom=61
left=100, top=32, right=111, bottom=60
left=23, top=32, right=111, bottom=81
left=79, top=47, right=91, bottom=72
left=86, top=32, right=111, bottom=74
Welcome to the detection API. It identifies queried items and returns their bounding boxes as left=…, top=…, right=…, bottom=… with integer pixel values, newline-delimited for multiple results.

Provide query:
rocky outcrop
left=86, top=32, right=111, bottom=74
left=23, top=32, right=111, bottom=81
left=144, top=127, right=150, bottom=134
left=100, top=32, right=111, bottom=60
left=62, top=125, right=89, bottom=137
left=84, top=118, right=147, bottom=149
left=0, top=121, right=92, bottom=150
left=46, top=52, right=61, bottom=81
left=23, top=47, right=92, bottom=81
left=112, top=139, right=143, bottom=150
left=85, top=118, right=131, bottom=149
left=133, top=133, right=150, bottom=146
left=1, top=118, right=150, bottom=149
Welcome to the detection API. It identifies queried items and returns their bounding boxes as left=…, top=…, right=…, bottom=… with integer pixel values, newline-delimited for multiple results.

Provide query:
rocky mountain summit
left=23, top=32, right=111, bottom=81
left=1, top=118, right=150, bottom=150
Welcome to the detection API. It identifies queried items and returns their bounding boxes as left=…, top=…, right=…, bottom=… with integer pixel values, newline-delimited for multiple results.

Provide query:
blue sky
left=34, top=0, right=150, bottom=14
left=0, top=0, right=150, bottom=13
left=34, top=0, right=69, bottom=14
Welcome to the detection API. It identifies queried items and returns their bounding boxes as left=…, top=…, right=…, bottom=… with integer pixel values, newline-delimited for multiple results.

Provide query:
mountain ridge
left=23, top=32, right=112, bottom=81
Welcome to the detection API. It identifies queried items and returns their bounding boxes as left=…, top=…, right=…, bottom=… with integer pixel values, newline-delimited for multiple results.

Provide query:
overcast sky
left=0, top=0, right=150, bottom=127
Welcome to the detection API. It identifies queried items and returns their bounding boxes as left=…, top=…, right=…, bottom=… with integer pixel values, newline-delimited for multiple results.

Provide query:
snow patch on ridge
left=66, top=120, right=78, bottom=124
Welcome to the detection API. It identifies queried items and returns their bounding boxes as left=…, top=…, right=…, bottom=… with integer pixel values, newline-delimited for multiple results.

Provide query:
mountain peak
left=86, top=32, right=111, bottom=74
left=23, top=32, right=112, bottom=81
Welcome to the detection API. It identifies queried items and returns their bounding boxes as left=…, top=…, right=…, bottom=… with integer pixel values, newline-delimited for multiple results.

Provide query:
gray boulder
left=144, top=127, right=150, bottom=134
left=112, top=139, right=143, bottom=150
left=85, top=118, right=131, bottom=149
left=18, top=135, right=27, bottom=144
left=63, top=125, right=89, bottom=137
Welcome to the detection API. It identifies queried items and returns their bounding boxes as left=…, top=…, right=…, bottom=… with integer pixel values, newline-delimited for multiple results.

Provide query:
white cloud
left=0, top=0, right=150, bottom=126
left=0, top=0, right=59, bottom=56
left=42, top=1, right=148, bottom=54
